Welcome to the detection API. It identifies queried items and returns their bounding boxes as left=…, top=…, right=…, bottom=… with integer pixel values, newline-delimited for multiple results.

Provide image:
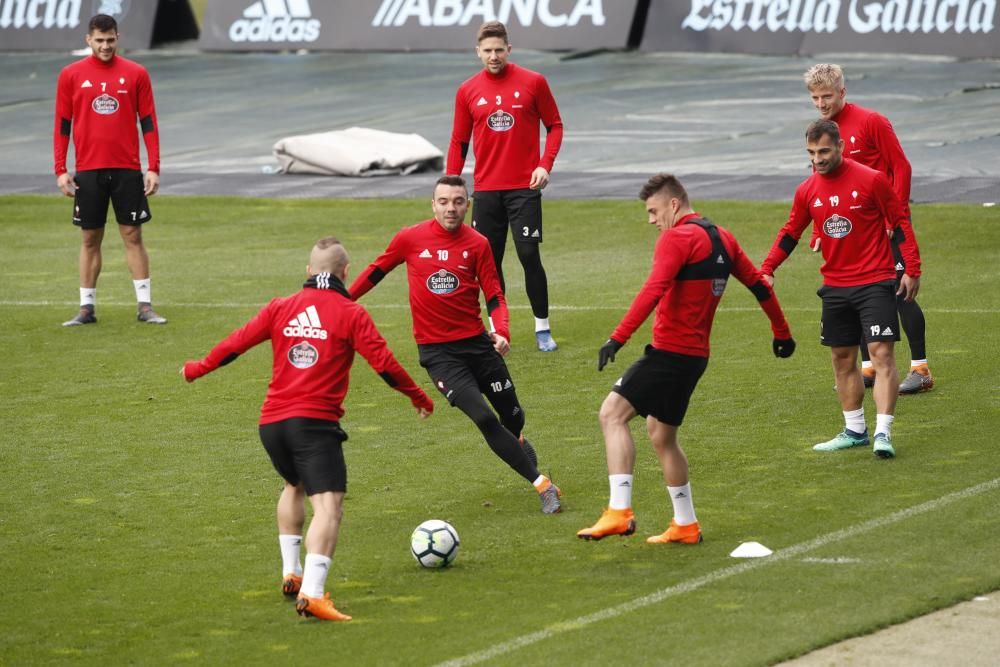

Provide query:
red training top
left=763, top=160, right=921, bottom=287
left=447, top=62, right=563, bottom=191
left=54, top=53, right=160, bottom=175
left=611, top=214, right=791, bottom=358
left=350, top=219, right=510, bottom=344
left=183, top=276, right=433, bottom=425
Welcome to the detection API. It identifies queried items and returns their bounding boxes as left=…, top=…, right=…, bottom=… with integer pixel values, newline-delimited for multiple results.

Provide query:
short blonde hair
left=804, top=63, right=844, bottom=91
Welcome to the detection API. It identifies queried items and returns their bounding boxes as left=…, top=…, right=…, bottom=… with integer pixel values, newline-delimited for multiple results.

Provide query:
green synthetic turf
left=1, top=195, right=997, bottom=666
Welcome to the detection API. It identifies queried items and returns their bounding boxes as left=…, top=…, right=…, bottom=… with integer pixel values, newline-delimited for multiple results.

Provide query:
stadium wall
left=198, top=0, right=640, bottom=51
left=640, top=0, right=1000, bottom=58
left=0, top=0, right=198, bottom=51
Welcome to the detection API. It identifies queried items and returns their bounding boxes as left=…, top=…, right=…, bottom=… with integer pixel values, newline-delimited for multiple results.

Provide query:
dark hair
left=806, top=119, right=841, bottom=144
left=435, top=175, right=467, bottom=193
left=638, top=173, right=689, bottom=205
left=477, top=21, right=508, bottom=43
left=89, top=14, right=118, bottom=34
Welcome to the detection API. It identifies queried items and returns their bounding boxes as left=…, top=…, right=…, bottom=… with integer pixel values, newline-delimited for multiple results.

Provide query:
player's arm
left=761, top=187, right=813, bottom=283
left=875, top=175, right=922, bottom=301
left=871, top=113, right=912, bottom=217
left=53, top=69, right=75, bottom=195
left=445, top=87, right=472, bottom=175
left=182, top=302, right=275, bottom=381
left=137, top=68, right=160, bottom=195
left=348, top=232, right=406, bottom=301
left=730, top=240, right=795, bottom=358
left=607, top=235, right=681, bottom=349
left=476, top=242, right=511, bottom=348
left=530, top=76, right=564, bottom=190
left=351, top=308, right=434, bottom=418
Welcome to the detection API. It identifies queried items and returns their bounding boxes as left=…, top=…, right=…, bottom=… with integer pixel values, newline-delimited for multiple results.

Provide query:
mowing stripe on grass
left=3, top=300, right=999, bottom=315
left=435, top=477, right=1000, bottom=667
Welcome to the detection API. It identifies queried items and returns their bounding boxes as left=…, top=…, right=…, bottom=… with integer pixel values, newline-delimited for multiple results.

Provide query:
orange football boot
left=295, top=593, right=352, bottom=621
left=282, top=573, right=302, bottom=598
left=576, top=508, right=636, bottom=540
left=646, top=519, right=703, bottom=544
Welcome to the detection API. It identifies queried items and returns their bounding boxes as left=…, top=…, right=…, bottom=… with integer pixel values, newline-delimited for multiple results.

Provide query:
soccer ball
left=410, top=519, right=460, bottom=568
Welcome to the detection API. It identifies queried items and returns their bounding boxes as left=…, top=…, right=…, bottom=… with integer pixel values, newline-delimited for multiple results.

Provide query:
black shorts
left=612, top=346, right=709, bottom=427
left=471, top=188, right=543, bottom=245
left=258, top=417, right=349, bottom=495
left=818, top=281, right=901, bottom=347
left=418, top=333, right=515, bottom=406
left=72, top=169, right=151, bottom=229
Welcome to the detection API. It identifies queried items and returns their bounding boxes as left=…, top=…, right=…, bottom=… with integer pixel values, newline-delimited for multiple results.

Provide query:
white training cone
left=730, top=541, right=773, bottom=558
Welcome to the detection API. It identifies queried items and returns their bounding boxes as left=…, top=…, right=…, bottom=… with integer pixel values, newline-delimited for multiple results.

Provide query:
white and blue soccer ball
left=410, top=519, right=460, bottom=568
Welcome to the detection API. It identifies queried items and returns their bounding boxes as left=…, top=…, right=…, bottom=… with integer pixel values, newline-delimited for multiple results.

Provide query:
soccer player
left=578, top=174, right=795, bottom=542
left=183, top=237, right=434, bottom=622
left=447, top=21, right=564, bottom=352
left=54, top=14, right=166, bottom=327
left=350, top=175, right=562, bottom=514
left=805, top=63, right=933, bottom=394
left=762, top=120, right=922, bottom=459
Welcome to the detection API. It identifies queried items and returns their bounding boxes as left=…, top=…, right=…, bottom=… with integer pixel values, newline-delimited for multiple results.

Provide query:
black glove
left=773, top=337, right=796, bottom=358
left=598, top=339, right=623, bottom=371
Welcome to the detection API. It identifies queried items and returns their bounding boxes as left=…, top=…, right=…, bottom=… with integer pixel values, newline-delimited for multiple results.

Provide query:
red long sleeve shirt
left=53, top=54, right=160, bottom=175
left=612, top=214, right=791, bottom=358
left=446, top=62, right=563, bottom=191
left=764, top=160, right=921, bottom=287
left=833, top=103, right=912, bottom=218
left=350, top=220, right=510, bottom=345
left=183, top=278, right=433, bottom=425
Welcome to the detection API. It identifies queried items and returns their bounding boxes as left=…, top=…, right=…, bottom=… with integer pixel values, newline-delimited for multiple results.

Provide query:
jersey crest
left=287, top=341, right=319, bottom=369
left=487, top=109, right=514, bottom=132
left=92, top=94, right=119, bottom=115
left=426, top=269, right=460, bottom=294
left=823, top=214, right=853, bottom=238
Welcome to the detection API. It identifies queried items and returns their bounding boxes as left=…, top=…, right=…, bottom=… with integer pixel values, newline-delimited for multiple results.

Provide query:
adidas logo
left=419, top=249, right=432, bottom=258
left=228, top=0, right=321, bottom=43
left=82, top=80, right=93, bottom=88
left=283, top=304, right=328, bottom=340
left=477, top=97, right=487, bottom=106
left=715, top=254, right=724, bottom=264
left=618, top=481, right=631, bottom=487
left=503, top=379, right=512, bottom=389
left=895, top=262, right=904, bottom=271
left=531, top=229, right=540, bottom=238
left=813, top=198, right=823, bottom=208
left=882, top=327, right=893, bottom=336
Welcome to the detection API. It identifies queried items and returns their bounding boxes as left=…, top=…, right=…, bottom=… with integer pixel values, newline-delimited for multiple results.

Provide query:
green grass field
left=2, top=194, right=998, bottom=666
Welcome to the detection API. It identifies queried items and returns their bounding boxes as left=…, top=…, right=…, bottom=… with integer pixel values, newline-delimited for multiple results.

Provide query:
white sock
left=875, top=414, right=894, bottom=439
left=133, top=278, right=151, bottom=304
left=534, top=317, right=550, bottom=333
left=279, top=534, right=303, bottom=577
left=911, top=359, right=927, bottom=368
left=668, top=483, right=697, bottom=525
left=861, top=360, right=873, bottom=370
left=844, top=408, right=866, bottom=434
left=301, top=553, right=331, bottom=599
left=608, top=474, right=633, bottom=510
left=80, top=288, right=96, bottom=308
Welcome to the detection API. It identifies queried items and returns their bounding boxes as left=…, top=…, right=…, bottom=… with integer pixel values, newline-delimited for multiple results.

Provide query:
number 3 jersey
left=53, top=54, right=160, bottom=175
left=762, top=159, right=921, bottom=288
left=349, top=220, right=510, bottom=345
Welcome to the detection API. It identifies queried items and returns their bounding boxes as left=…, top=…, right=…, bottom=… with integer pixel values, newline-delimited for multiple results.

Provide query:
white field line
left=1, top=300, right=998, bottom=315
left=434, top=477, right=1000, bottom=667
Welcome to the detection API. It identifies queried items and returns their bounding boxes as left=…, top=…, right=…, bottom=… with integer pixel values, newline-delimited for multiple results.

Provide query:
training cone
left=729, top=541, right=773, bottom=558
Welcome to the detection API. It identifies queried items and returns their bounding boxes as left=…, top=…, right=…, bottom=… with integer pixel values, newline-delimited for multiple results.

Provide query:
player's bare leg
left=296, top=491, right=351, bottom=621
left=277, top=482, right=305, bottom=596
left=868, top=341, right=899, bottom=458
left=64, top=228, right=103, bottom=326
left=120, top=224, right=166, bottom=323
left=647, top=417, right=701, bottom=544
left=814, top=345, right=871, bottom=452
left=578, top=393, right=637, bottom=539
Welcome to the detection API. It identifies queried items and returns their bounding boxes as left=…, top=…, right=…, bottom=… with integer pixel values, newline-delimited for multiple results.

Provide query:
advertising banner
left=641, top=0, right=1000, bottom=59
left=199, top=0, right=639, bottom=51
left=0, top=0, right=195, bottom=51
